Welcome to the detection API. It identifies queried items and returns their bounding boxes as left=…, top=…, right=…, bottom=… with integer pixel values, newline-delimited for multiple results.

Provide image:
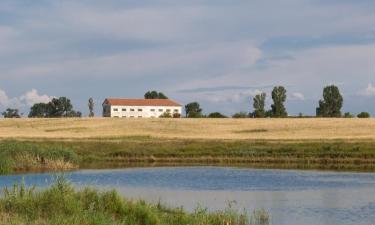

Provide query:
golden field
left=0, top=118, right=374, bottom=140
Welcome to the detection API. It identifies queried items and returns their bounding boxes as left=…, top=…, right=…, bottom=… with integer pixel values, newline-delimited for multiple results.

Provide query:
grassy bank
left=0, top=142, right=78, bottom=174
left=0, top=177, right=268, bottom=225
left=1, top=137, right=375, bottom=173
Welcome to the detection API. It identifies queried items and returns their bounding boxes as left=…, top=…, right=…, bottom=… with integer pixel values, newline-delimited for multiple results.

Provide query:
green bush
left=232, top=112, right=249, bottom=118
left=357, top=112, right=371, bottom=118
left=344, top=112, right=354, bottom=118
left=208, top=112, right=227, bottom=118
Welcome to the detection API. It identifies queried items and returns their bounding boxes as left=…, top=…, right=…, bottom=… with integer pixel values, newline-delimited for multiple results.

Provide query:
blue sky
left=0, top=0, right=375, bottom=116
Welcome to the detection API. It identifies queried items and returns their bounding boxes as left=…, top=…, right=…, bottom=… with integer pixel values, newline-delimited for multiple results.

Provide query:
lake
left=1, top=167, right=375, bottom=225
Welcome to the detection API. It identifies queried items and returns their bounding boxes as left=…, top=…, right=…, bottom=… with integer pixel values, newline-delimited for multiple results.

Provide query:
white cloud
left=0, top=89, right=23, bottom=109
left=0, top=89, right=10, bottom=107
left=0, top=88, right=53, bottom=113
left=196, top=89, right=263, bottom=104
left=20, top=89, right=53, bottom=106
left=192, top=44, right=375, bottom=93
left=290, top=92, right=305, bottom=100
left=358, top=83, right=375, bottom=96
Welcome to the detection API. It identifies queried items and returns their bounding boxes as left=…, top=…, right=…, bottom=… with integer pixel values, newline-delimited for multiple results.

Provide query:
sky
left=0, top=0, right=375, bottom=116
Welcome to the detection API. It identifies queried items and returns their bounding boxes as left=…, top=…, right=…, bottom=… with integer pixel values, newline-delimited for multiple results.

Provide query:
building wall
left=102, top=104, right=111, bottom=117
left=103, top=105, right=182, bottom=118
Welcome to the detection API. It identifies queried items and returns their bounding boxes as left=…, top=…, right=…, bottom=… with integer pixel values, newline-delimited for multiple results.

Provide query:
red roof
left=103, top=98, right=181, bottom=107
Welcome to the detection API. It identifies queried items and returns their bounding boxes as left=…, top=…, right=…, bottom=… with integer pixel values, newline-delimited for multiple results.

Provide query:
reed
left=0, top=142, right=78, bottom=174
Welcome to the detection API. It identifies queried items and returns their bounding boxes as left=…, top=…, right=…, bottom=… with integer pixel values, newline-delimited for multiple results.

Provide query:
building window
left=174, top=109, right=178, bottom=113
left=138, top=116, right=142, bottom=118
left=113, top=108, right=118, bottom=111
left=166, top=109, right=171, bottom=113
left=159, top=109, right=163, bottom=112
left=150, top=109, right=155, bottom=112
left=122, top=108, right=126, bottom=111
left=130, top=109, right=135, bottom=112
left=130, top=116, right=134, bottom=118
left=138, top=109, right=143, bottom=112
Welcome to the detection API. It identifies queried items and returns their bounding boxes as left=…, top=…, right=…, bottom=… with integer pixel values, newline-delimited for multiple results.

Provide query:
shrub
left=173, top=113, right=181, bottom=118
left=232, top=112, right=249, bottom=118
left=344, top=112, right=354, bottom=118
left=187, top=111, right=204, bottom=118
left=357, top=112, right=370, bottom=118
left=159, top=112, right=172, bottom=118
left=208, top=112, right=227, bottom=118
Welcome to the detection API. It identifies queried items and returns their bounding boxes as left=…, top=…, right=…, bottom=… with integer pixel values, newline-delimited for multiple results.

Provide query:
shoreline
left=1, top=138, right=375, bottom=174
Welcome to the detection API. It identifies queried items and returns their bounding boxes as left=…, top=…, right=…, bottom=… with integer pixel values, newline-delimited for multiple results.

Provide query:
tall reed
left=0, top=142, right=79, bottom=174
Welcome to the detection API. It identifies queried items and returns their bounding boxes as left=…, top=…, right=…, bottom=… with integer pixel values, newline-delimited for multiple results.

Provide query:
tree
left=28, top=103, right=50, bottom=118
left=157, top=92, right=168, bottom=99
left=208, top=112, right=227, bottom=118
left=48, top=97, right=73, bottom=117
left=185, top=102, right=202, bottom=118
left=265, top=110, right=273, bottom=118
left=252, top=93, right=266, bottom=118
left=316, top=85, right=343, bottom=117
left=357, top=112, right=370, bottom=118
left=2, top=108, right=21, bottom=118
left=88, top=98, right=94, bottom=117
left=28, top=97, right=81, bottom=118
left=145, top=91, right=158, bottom=99
left=271, top=86, right=287, bottom=117
left=144, top=91, right=168, bottom=99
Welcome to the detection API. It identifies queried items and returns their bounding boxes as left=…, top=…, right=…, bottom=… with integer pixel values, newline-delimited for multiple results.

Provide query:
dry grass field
left=0, top=118, right=374, bottom=140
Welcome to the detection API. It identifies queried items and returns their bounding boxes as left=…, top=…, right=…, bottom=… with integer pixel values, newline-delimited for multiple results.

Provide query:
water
left=1, top=167, right=375, bottom=225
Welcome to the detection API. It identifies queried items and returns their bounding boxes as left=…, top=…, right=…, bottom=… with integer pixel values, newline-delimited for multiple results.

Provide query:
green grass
left=0, top=142, right=79, bottom=174
left=1, top=137, right=375, bottom=174
left=0, top=177, right=264, bottom=225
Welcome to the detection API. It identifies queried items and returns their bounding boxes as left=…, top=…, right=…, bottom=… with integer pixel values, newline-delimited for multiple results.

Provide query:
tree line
left=1, top=87, right=372, bottom=118
left=183, top=85, right=371, bottom=118
left=2, top=97, right=83, bottom=118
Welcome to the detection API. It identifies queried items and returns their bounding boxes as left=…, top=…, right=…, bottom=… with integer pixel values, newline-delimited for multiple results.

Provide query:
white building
left=102, top=98, right=182, bottom=118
